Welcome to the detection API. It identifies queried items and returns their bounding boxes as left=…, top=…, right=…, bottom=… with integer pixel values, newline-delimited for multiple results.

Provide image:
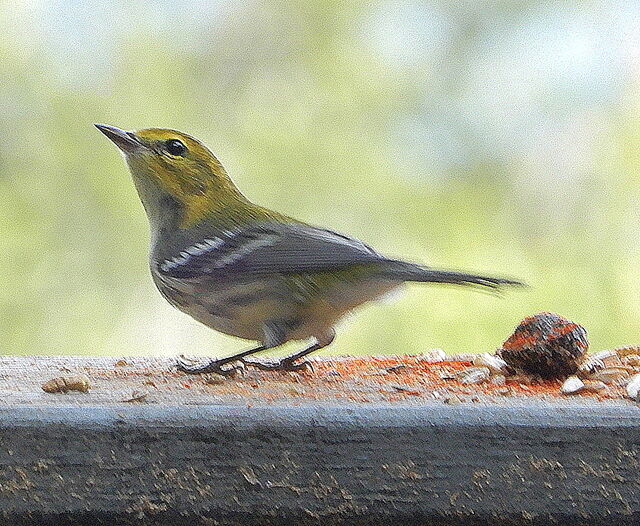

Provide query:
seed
left=424, top=349, right=447, bottom=363
left=614, top=346, right=640, bottom=358
left=561, top=376, right=584, bottom=395
left=626, top=374, right=640, bottom=401
left=590, top=350, right=620, bottom=366
left=622, top=354, right=640, bottom=367
left=456, top=367, right=491, bottom=385
left=578, top=358, right=605, bottom=376
left=473, top=353, right=508, bottom=374
left=590, top=367, right=630, bottom=385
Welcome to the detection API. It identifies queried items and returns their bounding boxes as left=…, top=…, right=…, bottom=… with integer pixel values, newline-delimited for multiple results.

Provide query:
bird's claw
left=241, top=358, right=313, bottom=373
left=176, top=356, right=243, bottom=377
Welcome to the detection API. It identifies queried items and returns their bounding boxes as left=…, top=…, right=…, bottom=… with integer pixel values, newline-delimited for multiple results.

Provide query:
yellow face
left=97, top=125, right=243, bottom=228
left=129, top=128, right=228, bottom=198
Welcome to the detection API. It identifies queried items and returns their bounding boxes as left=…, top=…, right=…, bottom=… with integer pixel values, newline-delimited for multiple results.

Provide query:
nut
left=498, top=312, right=588, bottom=379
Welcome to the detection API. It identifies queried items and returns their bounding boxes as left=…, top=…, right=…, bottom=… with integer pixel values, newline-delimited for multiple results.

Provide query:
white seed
left=626, top=374, right=640, bottom=400
left=561, top=376, right=585, bottom=395
left=423, top=349, right=447, bottom=363
left=591, top=367, right=631, bottom=385
left=457, top=367, right=491, bottom=385
left=473, top=353, right=508, bottom=374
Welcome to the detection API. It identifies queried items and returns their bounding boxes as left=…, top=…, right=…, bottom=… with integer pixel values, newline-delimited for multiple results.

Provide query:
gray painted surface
left=0, top=403, right=638, bottom=525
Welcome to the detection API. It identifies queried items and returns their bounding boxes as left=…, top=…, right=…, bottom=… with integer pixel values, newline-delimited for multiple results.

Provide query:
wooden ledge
left=0, top=356, right=638, bottom=525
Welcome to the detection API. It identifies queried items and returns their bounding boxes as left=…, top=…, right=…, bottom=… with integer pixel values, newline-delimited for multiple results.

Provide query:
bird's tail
left=381, top=261, right=523, bottom=290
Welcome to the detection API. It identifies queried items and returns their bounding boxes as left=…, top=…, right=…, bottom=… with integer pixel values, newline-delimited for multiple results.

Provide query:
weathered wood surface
left=0, top=356, right=638, bottom=525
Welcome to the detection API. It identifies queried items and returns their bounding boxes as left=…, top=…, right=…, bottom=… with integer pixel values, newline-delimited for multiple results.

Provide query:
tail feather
left=382, top=261, right=524, bottom=289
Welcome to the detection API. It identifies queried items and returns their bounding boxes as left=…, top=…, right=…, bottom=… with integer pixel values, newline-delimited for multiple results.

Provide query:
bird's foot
left=176, top=355, right=243, bottom=377
left=241, top=357, right=313, bottom=373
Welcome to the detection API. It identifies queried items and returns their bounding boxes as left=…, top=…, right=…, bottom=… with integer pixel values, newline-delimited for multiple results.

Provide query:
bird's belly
left=159, top=279, right=291, bottom=341
left=180, top=303, right=268, bottom=341
left=288, top=280, right=402, bottom=341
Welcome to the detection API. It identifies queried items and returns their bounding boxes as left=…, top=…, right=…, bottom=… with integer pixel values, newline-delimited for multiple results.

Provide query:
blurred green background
left=1, top=0, right=639, bottom=357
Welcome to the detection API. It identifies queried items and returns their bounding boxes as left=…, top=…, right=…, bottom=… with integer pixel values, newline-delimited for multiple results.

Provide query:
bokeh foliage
left=1, top=0, right=639, bottom=356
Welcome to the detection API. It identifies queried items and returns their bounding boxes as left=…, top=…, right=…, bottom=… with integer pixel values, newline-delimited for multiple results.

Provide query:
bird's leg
left=243, top=330, right=335, bottom=372
left=176, top=321, right=288, bottom=375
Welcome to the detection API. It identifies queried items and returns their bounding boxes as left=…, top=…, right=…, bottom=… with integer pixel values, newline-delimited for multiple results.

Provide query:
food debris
left=590, top=350, right=620, bottom=366
left=472, top=353, right=508, bottom=374
left=203, top=373, right=227, bottom=385
left=388, top=383, right=421, bottom=395
left=626, top=374, right=640, bottom=401
left=498, top=312, right=588, bottom=379
left=121, top=390, right=149, bottom=403
left=613, top=346, right=640, bottom=357
left=456, top=366, right=491, bottom=385
left=423, top=349, right=447, bottom=363
left=561, top=376, right=585, bottom=395
left=622, top=354, right=640, bottom=367
left=589, top=367, right=630, bottom=385
left=582, top=380, right=607, bottom=393
left=41, top=375, right=90, bottom=394
left=24, top=349, right=640, bottom=405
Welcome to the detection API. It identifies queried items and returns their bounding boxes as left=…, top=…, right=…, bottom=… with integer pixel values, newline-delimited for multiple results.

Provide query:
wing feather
left=156, top=223, right=387, bottom=280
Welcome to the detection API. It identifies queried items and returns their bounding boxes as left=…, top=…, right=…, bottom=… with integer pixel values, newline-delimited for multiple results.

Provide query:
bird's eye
left=165, top=139, right=187, bottom=156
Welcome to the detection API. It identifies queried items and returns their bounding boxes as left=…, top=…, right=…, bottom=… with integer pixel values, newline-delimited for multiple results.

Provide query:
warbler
left=96, top=124, right=521, bottom=375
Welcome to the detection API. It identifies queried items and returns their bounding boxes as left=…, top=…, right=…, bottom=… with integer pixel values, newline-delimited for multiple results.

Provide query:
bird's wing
left=156, top=223, right=389, bottom=280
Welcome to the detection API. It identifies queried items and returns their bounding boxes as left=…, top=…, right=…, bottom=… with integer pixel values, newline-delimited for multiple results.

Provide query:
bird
left=96, top=124, right=522, bottom=375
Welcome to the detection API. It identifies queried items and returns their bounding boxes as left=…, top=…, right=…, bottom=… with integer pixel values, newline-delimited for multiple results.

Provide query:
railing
left=0, top=356, right=637, bottom=525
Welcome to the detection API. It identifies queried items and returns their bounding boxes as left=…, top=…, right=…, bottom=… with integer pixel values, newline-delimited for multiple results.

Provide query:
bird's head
left=96, top=124, right=245, bottom=229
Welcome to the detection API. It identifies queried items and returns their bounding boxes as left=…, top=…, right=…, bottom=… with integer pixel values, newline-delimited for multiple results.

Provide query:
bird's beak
left=95, top=124, right=143, bottom=153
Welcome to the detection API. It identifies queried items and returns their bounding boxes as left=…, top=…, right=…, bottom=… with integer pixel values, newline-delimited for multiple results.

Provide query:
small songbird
left=96, top=124, right=521, bottom=375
